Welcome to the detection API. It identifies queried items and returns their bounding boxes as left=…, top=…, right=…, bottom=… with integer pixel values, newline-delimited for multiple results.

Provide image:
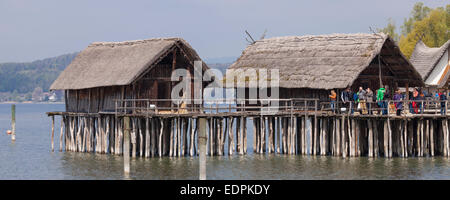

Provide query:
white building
left=410, top=40, right=450, bottom=93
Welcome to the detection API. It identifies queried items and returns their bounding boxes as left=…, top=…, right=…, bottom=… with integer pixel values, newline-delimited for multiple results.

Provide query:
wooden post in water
left=198, top=117, right=207, bottom=180
left=368, top=119, right=373, bottom=157
left=131, top=118, right=137, bottom=158
left=159, top=119, right=164, bottom=157
left=189, top=118, right=195, bottom=157
left=51, top=115, right=55, bottom=152
left=277, top=117, right=282, bottom=154
left=295, top=117, right=298, bottom=155
left=447, top=119, right=450, bottom=157
left=301, top=116, right=305, bottom=155
left=403, top=120, right=408, bottom=157
left=399, top=120, right=405, bottom=157
left=252, top=117, right=256, bottom=153
left=443, top=119, right=449, bottom=157
left=228, top=117, right=234, bottom=156
left=145, top=117, right=150, bottom=158
left=430, top=120, right=434, bottom=156
left=60, top=116, right=64, bottom=152
left=425, top=120, right=429, bottom=156
left=341, top=116, right=347, bottom=158
left=239, top=116, right=244, bottom=155
left=243, top=117, right=247, bottom=154
left=374, top=120, right=379, bottom=157
left=420, top=120, right=424, bottom=157
left=355, top=119, right=360, bottom=156
left=407, top=120, right=414, bottom=156
left=383, top=120, right=388, bottom=157
left=123, top=117, right=130, bottom=175
left=387, top=118, right=392, bottom=158
left=11, top=104, right=16, bottom=141
left=336, top=117, right=340, bottom=156
left=351, top=119, right=356, bottom=157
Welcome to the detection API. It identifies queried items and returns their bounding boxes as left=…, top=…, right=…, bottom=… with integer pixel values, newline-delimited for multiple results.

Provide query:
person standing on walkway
left=329, top=90, right=337, bottom=113
left=376, top=87, right=385, bottom=115
left=341, top=87, right=351, bottom=112
left=383, top=86, right=390, bottom=115
left=357, top=87, right=367, bottom=114
left=393, top=89, right=403, bottom=116
left=418, top=88, right=424, bottom=113
left=411, top=88, right=419, bottom=114
left=366, top=88, right=374, bottom=115
left=352, top=90, right=358, bottom=114
left=440, top=91, right=447, bottom=115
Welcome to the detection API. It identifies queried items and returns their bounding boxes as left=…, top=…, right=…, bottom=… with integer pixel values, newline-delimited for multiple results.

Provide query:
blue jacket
left=393, top=93, right=403, bottom=110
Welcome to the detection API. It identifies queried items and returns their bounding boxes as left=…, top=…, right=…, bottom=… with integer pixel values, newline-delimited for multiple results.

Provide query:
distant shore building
left=50, top=38, right=209, bottom=113
left=410, top=40, right=450, bottom=93
left=226, top=33, right=424, bottom=104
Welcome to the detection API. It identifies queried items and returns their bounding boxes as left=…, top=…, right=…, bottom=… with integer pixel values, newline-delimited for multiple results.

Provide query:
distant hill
left=207, top=63, right=231, bottom=76
left=204, top=56, right=237, bottom=64
left=0, top=52, right=78, bottom=93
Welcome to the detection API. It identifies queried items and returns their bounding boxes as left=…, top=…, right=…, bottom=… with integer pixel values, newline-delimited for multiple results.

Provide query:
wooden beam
left=132, top=44, right=178, bottom=84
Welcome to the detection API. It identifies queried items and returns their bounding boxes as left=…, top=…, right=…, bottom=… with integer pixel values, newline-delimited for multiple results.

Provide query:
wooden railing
left=114, top=98, right=450, bottom=116
left=113, top=98, right=320, bottom=115
left=320, top=99, right=450, bottom=116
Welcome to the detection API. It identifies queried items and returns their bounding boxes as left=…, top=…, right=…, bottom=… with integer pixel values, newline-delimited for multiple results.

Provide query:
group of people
left=393, top=88, right=448, bottom=115
left=333, top=86, right=387, bottom=115
left=329, top=86, right=449, bottom=116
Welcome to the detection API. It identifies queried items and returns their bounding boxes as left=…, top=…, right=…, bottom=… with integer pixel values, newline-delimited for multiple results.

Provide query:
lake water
left=1, top=103, right=450, bottom=180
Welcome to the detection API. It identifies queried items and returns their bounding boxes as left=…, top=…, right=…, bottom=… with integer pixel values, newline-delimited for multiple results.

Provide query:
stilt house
left=50, top=38, right=209, bottom=113
left=226, top=33, right=424, bottom=104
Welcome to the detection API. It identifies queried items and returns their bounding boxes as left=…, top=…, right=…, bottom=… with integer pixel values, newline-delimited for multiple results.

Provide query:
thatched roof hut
left=410, top=40, right=450, bottom=89
left=51, top=37, right=209, bottom=113
left=51, top=37, right=207, bottom=90
left=227, top=33, right=423, bottom=90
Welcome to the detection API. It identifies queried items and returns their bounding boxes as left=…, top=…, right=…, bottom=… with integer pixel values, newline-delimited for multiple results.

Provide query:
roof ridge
left=89, top=37, right=182, bottom=47
left=259, top=33, right=386, bottom=42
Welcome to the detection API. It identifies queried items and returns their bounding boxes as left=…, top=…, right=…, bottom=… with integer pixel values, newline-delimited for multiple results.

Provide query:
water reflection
left=56, top=149, right=450, bottom=180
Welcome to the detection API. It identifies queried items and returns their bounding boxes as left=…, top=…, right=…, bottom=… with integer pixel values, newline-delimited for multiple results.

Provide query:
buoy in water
left=6, top=130, right=12, bottom=135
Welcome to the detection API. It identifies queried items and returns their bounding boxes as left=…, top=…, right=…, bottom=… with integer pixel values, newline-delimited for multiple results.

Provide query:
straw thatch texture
left=410, top=40, right=450, bottom=80
left=51, top=38, right=205, bottom=90
left=227, top=33, right=421, bottom=90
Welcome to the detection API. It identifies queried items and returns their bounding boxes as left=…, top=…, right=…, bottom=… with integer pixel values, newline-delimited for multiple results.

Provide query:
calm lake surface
left=1, top=103, right=450, bottom=180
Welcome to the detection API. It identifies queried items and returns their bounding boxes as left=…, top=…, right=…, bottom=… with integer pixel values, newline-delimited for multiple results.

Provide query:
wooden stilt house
left=226, top=33, right=424, bottom=106
left=50, top=37, right=209, bottom=113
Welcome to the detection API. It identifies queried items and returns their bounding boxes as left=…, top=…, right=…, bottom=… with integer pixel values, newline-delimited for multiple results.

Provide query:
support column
left=198, top=118, right=207, bottom=180
left=11, top=104, right=16, bottom=141
left=123, top=117, right=130, bottom=175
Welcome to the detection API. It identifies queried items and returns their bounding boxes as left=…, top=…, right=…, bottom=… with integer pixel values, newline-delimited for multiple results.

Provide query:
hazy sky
left=0, top=0, right=448, bottom=63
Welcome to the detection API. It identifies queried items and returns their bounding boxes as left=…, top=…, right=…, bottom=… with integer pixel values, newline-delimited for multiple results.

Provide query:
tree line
left=378, top=2, right=450, bottom=58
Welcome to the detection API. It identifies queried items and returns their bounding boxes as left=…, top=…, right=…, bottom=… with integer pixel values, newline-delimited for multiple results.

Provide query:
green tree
left=401, top=2, right=431, bottom=35
left=378, top=2, right=449, bottom=58
left=399, top=6, right=449, bottom=58
left=378, top=18, right=399, bottom=41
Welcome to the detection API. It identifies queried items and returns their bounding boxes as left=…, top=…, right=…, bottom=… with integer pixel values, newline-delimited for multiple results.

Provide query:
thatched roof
left=50, top=37, right=207, bottom=90
left=227, top=33, right=422, bottom=89
left=410, top=40, right=450, bottom=80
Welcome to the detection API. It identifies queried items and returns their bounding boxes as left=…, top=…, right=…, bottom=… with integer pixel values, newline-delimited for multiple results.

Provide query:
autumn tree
left=399, top=6, right=449, bottom=58
left=378, top=2, right=449, bottom=58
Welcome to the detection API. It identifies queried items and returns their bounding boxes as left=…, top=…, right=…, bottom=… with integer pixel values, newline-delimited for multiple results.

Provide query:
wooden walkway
left=46, top=98, right=450, bottom=158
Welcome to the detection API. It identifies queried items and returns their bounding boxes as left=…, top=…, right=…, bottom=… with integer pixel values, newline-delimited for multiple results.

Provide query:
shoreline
left=0, top=101, right=64, bottom=105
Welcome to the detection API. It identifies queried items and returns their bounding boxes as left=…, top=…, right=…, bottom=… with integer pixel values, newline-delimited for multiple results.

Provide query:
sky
left=0, top=0, right=448, bottom=63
